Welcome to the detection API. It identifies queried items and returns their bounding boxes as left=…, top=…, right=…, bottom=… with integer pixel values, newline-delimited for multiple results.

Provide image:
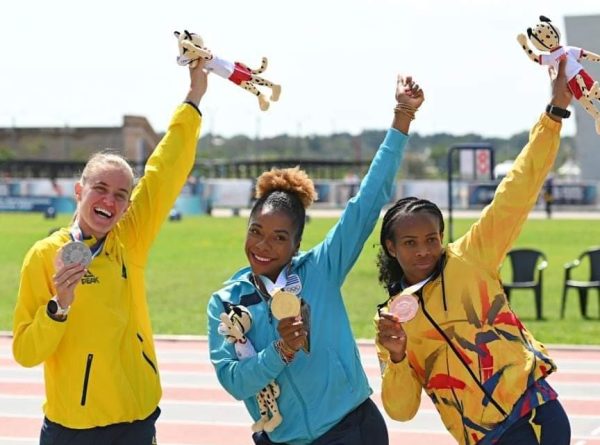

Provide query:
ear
left=384, top=239, right=396, bottom=258
left=527, top=28, right=533, bottom=38
left=74, top=181, right=83, bottom=200
left=539, top=15, right=551, bottom=23
left=174, top=31, right=180, bottom=38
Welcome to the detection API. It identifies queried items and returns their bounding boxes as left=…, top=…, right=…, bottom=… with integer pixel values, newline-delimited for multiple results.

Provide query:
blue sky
left=2, top=0, right=599, bottom=138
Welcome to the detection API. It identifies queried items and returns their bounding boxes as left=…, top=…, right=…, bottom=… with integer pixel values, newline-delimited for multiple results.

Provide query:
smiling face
left=385, top=212, right=444, bottom=285
left=245, top=207, right=300, bottom=282
left=74, top=164, right=132, bottom=239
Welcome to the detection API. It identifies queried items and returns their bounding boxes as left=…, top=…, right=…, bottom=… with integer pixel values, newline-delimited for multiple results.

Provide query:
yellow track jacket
left=376, top=114, right=561, bottom=445
left=12, top=104, right=201, bottom=428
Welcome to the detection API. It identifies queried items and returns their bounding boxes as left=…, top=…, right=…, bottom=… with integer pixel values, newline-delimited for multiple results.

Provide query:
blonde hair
left=80, top=151, right=135, bottom=189
left=255, top=166, right=317, bottom=209
left=72, top=152, right=135, bottom=223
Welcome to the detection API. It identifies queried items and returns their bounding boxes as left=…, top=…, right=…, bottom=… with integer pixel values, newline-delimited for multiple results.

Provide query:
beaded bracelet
left=274, top=339, right=296, bottom=364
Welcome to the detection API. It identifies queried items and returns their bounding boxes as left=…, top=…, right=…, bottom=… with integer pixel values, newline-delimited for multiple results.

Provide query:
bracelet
left=394, top=103, right=417, bottom=120
left=274, top=339, right=296, bottom=364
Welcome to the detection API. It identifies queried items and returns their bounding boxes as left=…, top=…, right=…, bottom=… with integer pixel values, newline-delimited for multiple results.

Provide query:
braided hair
left=250, top=167, right=318, bottom=243
left=377, top=197, right=444, bottom=290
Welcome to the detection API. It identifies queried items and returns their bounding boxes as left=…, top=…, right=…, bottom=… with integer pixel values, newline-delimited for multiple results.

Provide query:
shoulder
left=25, top=228, right=69, bottom=261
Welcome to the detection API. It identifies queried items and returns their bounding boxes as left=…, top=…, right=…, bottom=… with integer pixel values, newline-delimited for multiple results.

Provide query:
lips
left=415, top=261, right=434, bottom=270
left=93, top=207, right=113, bottom=219
left=251, top=253, right=273, bottom=264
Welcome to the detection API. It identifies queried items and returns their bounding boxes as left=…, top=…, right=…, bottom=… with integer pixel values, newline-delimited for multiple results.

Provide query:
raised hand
left=550, top=57, right=572, bottom=109
left=396, top=75, right=425, bottom=110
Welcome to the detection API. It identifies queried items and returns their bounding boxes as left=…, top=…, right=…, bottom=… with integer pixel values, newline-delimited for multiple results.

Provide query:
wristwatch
left=546, top=104, right=571, bottom=119
left=47, top=296, right=70, bottom=321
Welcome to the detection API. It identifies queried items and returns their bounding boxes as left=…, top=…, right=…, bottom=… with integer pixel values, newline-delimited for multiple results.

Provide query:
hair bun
left=255, top=167, right=317, bottom=209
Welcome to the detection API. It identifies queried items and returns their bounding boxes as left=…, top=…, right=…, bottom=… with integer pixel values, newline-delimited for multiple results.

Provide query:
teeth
left=94, top=207, right=113, bottom=218
left=254, top=254, right=271, bottom=262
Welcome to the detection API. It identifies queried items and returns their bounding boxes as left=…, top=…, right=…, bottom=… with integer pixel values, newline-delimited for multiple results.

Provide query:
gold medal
left=270, top=290, right=301, bottom=320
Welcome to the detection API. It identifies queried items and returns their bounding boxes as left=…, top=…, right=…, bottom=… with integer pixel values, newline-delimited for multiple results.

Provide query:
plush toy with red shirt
left=175, top=30, right=281, bottom=111
left=517, top=15, right=600, bottom=134
left=218, top=304, right=283, bottom=432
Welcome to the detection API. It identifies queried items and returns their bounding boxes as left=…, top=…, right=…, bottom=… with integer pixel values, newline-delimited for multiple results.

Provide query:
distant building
left=0, top=115, right=161, bottom=165
left=564, top=14, right=600, bottom=181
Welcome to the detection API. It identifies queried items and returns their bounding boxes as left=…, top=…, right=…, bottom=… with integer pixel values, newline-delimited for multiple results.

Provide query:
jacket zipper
left=137, top=333, right=158, bottom=374
left=80, top=353, right=94, bottom=406
left=419, top=294, right=507, bottom=417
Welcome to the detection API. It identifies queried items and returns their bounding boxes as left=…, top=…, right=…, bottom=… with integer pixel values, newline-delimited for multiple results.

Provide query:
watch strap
left=546, top=104, right=571, bottom=118
left=47, top=296, right=70, bottom=321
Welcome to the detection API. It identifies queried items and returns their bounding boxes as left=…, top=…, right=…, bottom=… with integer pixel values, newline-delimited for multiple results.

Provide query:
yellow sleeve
left=118, top=103, right=201, bottom=265
left=374, top=314, right=423, bottom=420
left=453, top=114, right=561, bottom=271
left=12, top=245, right=67, bottom=367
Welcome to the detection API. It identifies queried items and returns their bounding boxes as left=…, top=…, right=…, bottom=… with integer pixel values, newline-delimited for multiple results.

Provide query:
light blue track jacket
left=207, top=128, right=408, bottom=444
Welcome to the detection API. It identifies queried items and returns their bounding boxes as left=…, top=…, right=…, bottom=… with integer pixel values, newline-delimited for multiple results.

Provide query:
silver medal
left=61, top=241, right=93, bottom=266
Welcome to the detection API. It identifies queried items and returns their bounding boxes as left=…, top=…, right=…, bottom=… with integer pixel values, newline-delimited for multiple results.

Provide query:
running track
left=1, top=334, right=599, bottom=445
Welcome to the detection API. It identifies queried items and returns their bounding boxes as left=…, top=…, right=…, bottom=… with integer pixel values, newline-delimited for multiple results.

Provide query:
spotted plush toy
left=218, top=304, right=283, bottom=433
left=517, top=15, right=600, bottom=134
left=174, top=30, right=281, bottom=111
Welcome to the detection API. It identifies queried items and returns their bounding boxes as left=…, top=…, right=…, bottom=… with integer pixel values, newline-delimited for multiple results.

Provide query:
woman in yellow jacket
left=375, top=60, right=572, bottom=445
left=12, top=63, right=207, bottom=444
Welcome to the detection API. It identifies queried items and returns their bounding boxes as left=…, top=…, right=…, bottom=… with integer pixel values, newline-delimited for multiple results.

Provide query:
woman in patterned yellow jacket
left=374, top=60, right=572, bottom=445
left=12, top=63, right=207, bottom=444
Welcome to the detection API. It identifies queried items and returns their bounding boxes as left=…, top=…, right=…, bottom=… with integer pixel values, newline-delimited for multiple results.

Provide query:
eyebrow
left=399, top=232, right=439, bottom=239
left=94, top=180, right=129, bottom=195
left=249, top=223, right=290, bottom=235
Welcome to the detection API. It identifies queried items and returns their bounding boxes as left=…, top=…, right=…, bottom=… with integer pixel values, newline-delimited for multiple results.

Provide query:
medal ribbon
left=400, top=274, right=433, bottom=297
left=258, top=266, right=303, bottom=296
left=70, top=222, right=105, bottom=262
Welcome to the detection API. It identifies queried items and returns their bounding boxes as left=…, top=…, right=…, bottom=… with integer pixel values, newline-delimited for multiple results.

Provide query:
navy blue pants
left=252, top=398, right=388, bottom=445
left=496, top=400, right=571, bottom=445
left=40, top=407, right=160, bottom=445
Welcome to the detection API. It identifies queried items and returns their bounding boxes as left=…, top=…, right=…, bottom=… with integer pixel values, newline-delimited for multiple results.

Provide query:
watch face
left=47, top=299, right=59, bottom=315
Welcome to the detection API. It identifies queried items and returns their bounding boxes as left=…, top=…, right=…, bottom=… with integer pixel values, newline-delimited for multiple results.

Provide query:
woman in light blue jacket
left=207, top=74, right=424, bottom=445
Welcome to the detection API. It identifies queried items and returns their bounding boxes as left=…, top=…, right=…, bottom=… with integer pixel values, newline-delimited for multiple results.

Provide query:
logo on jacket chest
left=80, top=270, right=100, bottom=285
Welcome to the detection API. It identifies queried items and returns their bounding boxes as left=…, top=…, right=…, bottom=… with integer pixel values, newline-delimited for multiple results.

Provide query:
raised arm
left=310, top=76, right=424, bottom=285
left=454, top=59, right=571, bottom=271
left=118, top=63, right=208, bottom=264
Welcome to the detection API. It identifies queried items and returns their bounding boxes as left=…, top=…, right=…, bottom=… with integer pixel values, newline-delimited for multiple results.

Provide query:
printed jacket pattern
left=376, top=114, right=561, bottom=445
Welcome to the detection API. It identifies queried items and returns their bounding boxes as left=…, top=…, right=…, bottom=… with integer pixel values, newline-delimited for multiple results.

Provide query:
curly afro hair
left=250, top=167, right=318, bottom=242
left=254, top=167, right=317, bottom=209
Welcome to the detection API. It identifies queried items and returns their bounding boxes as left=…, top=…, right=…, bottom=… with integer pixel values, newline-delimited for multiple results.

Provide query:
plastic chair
left=502, top=248, right=548, bottom=320
left=561, top=247, right=600, bottom=319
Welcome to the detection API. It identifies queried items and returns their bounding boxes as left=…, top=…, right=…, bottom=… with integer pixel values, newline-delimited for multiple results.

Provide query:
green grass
left=1, top=213, right=599, bottom=345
